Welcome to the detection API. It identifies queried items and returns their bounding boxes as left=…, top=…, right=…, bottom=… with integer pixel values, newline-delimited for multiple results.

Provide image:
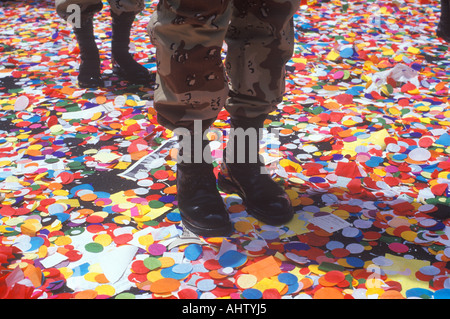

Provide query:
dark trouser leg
left=224, top=0, right=299, bottom=119
left=111, top=10, right=151, bottom=84
left=437, top=0, right=450, bottom=42
left=73, top=12, right=103, bottom=88
left=55, top=0, right=103, bottom=88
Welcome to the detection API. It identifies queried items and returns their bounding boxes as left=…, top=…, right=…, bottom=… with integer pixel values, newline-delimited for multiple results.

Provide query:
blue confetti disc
left=54, top=213, right=70, bottom=222
left=286, top=282, right=299, bottom=295
left=172, top=263, right=193, bottom=274
left=70, top=184, right=94, bottom=196
left=197, top=279, right=216, bottom=292
left=309, top=176, right=326, bottom=183
left=345, top=257, right=365, bottom=268
left=166, top=211, right=182, bottom=222
left=218, top=250, right=247, bottom=268
left=161, top=266, right=190, bottom=280
left=433, top=289, right=450, bottom=299
left=72, top=263, right=90, bottom=276
left=405, top=288, right=434, bottom=299
left=184, top=244, right=203, bottom=261
left=27, top=237, right=45, bottom=252
left=340, top=47, right=354, bottom=58
left=364, top=159, right=380, bottom=167
left=284, top=242, right=310, bottom=251
left=242, top=288, right=263, bottom=299
left=94, top=191, right=111, bottom=199
left=160, top=195, right=176, bottom=203
left=278, top=273, right=298, bottom=286
left=47, top=203, right=65, bottom=215
left=419, top=265, right=441, bottom=276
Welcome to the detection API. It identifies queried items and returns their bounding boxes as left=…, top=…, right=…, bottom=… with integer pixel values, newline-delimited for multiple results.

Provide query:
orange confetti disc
left=435, top=81, right=447, bottom=92
left=299, top=277, right=314, bottom=291
left=48, top=182, right=63, bottom=191
left=163, top=185, right=177, bottom=195
left=94, top=274, right=110, bottom=284
left=318, top=276, right=337, bottom=287
left=74, top=289, right=98, bottom=299
left=380, top=290, right=405, bottom=299
left=314, top=287, right=344, bottom=299
left=80, top=193, right=98, bottom=202
left=150, top=278, right=180, bottom=294
left=209, top=269, right=228, bottom=280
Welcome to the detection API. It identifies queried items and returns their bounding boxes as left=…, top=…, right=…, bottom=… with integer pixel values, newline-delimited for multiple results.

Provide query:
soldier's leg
left=218, top=0, right=301, bottom=226
left=148, top=0, right=232, bottom=132
left=148, top=0, right=233, bottom=237
left=108, top=0, right=152, bottom=84
left=55, top=0, right=103, bottom=88
left=437, top=0, right=450, bottom=42
left=224, top=0, right=299, bottom=119
left=55, top=0, right=102, bottom=23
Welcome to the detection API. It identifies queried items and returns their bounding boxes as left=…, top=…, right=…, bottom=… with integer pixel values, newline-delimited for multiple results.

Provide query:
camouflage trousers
left=55, top=0, right=144, bottom=21
left=148, top=0, right=300, bottom=131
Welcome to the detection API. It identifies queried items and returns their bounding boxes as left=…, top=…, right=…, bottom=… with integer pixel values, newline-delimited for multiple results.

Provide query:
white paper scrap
left=99, top=245, right=138, bottom=284
left=40, top=252, right=69, bottom=268
left=310, top=213, right=351, bottom=233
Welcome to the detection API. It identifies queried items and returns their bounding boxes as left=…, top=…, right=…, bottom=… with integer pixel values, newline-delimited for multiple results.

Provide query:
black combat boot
left=111, top=11, right=151, bottom=84
left=218, top=115, right=294, bottom=226
left=176, top=131, right=232, bottom=237
left=73, top=17, right=103, bottom=88
left=437, top=0, right=450, bottom=42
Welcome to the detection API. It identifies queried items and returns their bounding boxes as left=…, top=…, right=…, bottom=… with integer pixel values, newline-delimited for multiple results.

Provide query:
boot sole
left=78, top=70, right=103, bottom=88
left=112, top=65, right=151, bottom=84
left=78, top=79, right=103, bottom=89
left=217, top=173, right=294, bottom=226
left=181, top=217, right=232, bottom=238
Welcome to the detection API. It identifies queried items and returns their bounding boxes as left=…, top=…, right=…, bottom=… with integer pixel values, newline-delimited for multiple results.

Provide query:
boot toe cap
left=179, top=205, right=232, bottom=237
left=247, top=196, right=294, bottom=226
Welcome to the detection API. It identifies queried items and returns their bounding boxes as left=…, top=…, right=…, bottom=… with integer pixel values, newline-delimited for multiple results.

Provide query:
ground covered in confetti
left=0, top=0, right=449, bottom=300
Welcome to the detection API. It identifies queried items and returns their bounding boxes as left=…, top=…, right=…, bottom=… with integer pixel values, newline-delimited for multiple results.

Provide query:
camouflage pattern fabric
left=55, top=0, right=144, bottom=21
left=148, top=0, right=301, bottom=131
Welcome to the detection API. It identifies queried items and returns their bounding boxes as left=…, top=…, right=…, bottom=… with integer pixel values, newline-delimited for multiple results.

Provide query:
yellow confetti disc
left=401, top=230, right=417, bottom=242
left=147, top=270, right=164, bottom=282
left=234, top=221, right=254, bottom=234
left=94, top=233, right=113, bottom=246
left=95, top=285, right=115, bottom=296
left=138, top=234, right=154, bottom=247
left=158, top=256, right=175, bottom=268
left=59, top=267, right=74, bottom=279
left=54, top=235, right=72, bottom=246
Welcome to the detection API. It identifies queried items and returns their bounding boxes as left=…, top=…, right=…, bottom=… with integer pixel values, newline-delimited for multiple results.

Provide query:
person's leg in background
left=148, top=0, right=233, bottom=237
left=218, top=0, right=301, bottom=225
left=109, top=0, right=152, bottom=84
left=55, top=0, right=151, bottom=88
left=55, top=0, right=103, bottom=88
left=437, top=0, right=450, bottom=42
